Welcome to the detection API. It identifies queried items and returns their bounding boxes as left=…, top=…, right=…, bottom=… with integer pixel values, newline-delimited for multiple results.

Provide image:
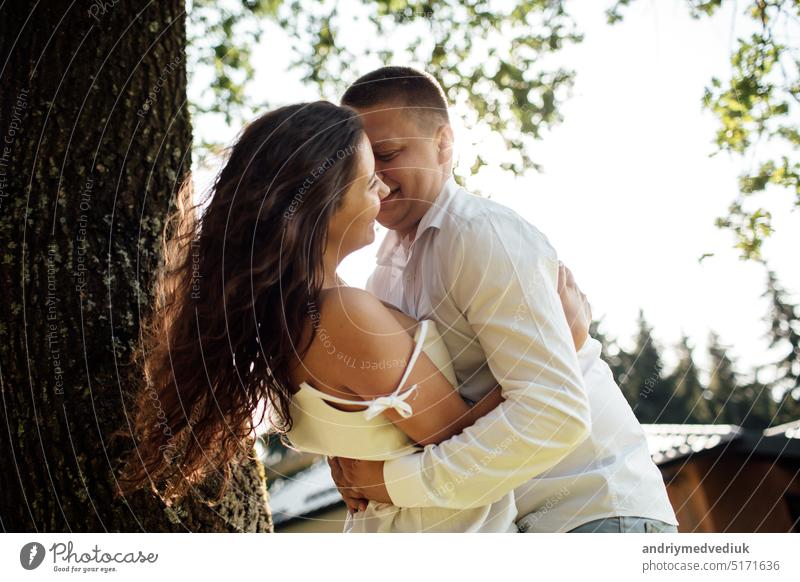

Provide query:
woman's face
left=326, top=132, right=390, bottom=258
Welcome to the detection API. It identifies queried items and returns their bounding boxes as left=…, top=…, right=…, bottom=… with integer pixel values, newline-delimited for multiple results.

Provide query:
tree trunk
left=0, top=0, right=272, bottom=532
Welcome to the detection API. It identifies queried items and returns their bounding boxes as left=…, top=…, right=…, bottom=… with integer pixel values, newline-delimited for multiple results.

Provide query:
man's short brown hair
left=341, top=66, right=449, bottom=132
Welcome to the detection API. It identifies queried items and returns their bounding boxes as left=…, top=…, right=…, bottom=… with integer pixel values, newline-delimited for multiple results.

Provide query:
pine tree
left=619, top=311, right=675, bottom=424
left=589, top=318, right=632, bottom=388
left=668, top=334, right=714, bottom=424
left=762, top=268, right=800, bottom=422
left=706, top=331, right=743, bottom=425
left=737, top=371, right=779, bottom=430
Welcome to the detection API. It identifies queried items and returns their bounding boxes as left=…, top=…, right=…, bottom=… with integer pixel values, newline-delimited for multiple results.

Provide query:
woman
left=115, top=101, right=591, bottom=532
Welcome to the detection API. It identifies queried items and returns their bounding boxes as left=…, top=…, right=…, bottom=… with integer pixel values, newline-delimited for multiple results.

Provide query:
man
left=328, top=66, right=678, bottom=533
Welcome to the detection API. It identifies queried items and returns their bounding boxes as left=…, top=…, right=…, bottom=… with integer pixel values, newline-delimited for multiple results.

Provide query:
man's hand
left=557, top=261, right=592, bottom=351
left=327, top=456, right=391, bottom=513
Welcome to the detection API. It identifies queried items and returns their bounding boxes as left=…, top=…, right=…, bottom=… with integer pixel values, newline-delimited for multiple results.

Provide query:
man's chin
left=376, top=210, right=401, bottom=231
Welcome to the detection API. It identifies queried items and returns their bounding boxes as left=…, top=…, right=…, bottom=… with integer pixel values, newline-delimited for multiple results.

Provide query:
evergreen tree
left=737, top=372, right=779, bottom=430
left=706, top=331, right=743, bottom=424
left=589, top=318, right=632, bottom=388
left=668, top=335, right=714, bottom=424
left=762, top=268, right=800, bottom=422
left=619, top=311, right=675, bottom=424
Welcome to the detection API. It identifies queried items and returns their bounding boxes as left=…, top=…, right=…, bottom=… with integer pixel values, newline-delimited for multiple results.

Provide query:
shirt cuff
left=383, top=452, right=429, bottom=508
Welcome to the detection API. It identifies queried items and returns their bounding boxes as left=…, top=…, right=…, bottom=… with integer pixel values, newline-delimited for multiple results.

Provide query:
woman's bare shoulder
left=290, top=288, right=385, bottom=392
left=315, top=286, right=383, bottom=324
left=308, top=287, right=414, bottom=367
left=317, top=287, right=416, bottom=332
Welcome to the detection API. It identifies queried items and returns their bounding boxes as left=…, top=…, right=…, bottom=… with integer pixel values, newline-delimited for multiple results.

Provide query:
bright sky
left=192, top=0, right=799, bottom=379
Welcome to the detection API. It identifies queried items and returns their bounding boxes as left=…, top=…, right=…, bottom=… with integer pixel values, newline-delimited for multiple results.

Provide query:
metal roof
left=267, top=421, right=800, bottom=525
left=642, top=422, right=800, bottom=465
left=763, top=418, right=800, bottom=439
left=267, top=458, right=342, bottom=526
left=641, top=424, right=743, bottom=465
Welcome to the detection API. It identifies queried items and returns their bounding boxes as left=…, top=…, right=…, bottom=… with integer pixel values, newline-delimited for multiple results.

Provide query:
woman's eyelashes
left=375, top=151, right=398, bottom=161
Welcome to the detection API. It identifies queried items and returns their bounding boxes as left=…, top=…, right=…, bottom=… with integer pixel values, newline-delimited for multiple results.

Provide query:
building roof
left=642, top=422, right=800, bottom=466
left=267, top=459, right=342, bottom=526
left=763, top=418, right=800, bottom=439
left=641, top=424, right=743, bottom=465
left=266, top=421, right=800, bottom=526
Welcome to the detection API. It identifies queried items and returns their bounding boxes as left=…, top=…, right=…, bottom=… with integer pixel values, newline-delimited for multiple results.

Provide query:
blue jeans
left=567, top=516, right=678, bottom=533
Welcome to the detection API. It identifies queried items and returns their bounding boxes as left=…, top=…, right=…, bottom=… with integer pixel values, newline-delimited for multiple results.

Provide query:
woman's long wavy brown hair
left=114, top=101, right=365, bottom=506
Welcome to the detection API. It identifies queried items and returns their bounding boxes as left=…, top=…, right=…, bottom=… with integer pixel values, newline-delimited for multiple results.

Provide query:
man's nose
left=375, top=170, right=387, bottom=185
left=376, top=168, right=396, bottom=189
left=374, top=158, right=390, bottom=174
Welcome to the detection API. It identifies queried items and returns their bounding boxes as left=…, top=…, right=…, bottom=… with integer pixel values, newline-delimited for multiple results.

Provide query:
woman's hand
left=557, top=261, right=592, bottom=351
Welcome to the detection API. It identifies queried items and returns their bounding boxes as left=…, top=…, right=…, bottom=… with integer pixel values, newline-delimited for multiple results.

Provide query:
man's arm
left=381, top=212, right=592, bottom=509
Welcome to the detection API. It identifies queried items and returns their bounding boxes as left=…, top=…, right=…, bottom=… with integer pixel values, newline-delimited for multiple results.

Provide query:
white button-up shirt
left=366, top=177, right=678, bottom=532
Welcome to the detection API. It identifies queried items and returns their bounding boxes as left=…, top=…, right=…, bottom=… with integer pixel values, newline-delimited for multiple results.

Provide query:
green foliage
left=668, top=334, right=715, bottom=423
left=186, top=0, right=583, bottom=178
left=705, top=330, right=743, bottom=422
left=736, top=379, right=780, bottom=429
left=187, top=0, right=280, bottom=126
left=613, top=311, right=674, bottom=423
left=590, top=317, right=635, bottom=390
left=188, top=1, right=797, bottom=256
left=607, top=0, right=725, bottom=23
left=182, top=1, right=800, bottom=429
left=609, top=0, right=799, bottom=260
left=596, top=298, right=799, bottom=428
left=762, top=265, right=800, bottom=399
left=294, top=0, right=582, bottom=178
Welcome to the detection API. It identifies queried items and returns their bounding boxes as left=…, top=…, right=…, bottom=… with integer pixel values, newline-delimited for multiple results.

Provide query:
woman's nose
left=377, top=175, right=391, bottom=198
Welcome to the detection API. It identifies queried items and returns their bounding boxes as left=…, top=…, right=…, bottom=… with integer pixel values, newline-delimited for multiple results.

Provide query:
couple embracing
left=119, top=66, right=678, bottom=534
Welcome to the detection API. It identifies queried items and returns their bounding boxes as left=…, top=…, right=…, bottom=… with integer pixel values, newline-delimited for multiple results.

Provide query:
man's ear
left=435, top=124, right=454, bottom=167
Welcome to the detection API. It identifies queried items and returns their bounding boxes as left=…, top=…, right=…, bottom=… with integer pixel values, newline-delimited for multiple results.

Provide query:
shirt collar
left=375, top=176, right=460, bottom=267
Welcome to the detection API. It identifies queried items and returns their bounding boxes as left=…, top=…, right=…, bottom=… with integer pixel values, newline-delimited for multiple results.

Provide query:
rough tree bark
left=0, top=1, right=272, bottom=532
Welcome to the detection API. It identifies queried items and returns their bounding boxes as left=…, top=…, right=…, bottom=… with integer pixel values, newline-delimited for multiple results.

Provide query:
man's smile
left=380, top=187, right=401, bottom=208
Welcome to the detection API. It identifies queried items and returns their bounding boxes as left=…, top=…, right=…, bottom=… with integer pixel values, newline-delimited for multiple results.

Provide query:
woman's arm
left=324, top=263, right=593, bottom=511
left=312, top=287, right=491, bottom=447
left=312, top=263, right=591, bottom=448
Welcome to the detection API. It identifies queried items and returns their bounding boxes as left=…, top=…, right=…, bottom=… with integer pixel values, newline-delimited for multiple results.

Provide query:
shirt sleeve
left=382, top=211, right=592, bottom=509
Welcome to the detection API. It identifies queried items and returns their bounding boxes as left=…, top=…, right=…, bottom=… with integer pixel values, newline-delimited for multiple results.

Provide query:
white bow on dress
left=363, top=384, right=420, bottom=420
